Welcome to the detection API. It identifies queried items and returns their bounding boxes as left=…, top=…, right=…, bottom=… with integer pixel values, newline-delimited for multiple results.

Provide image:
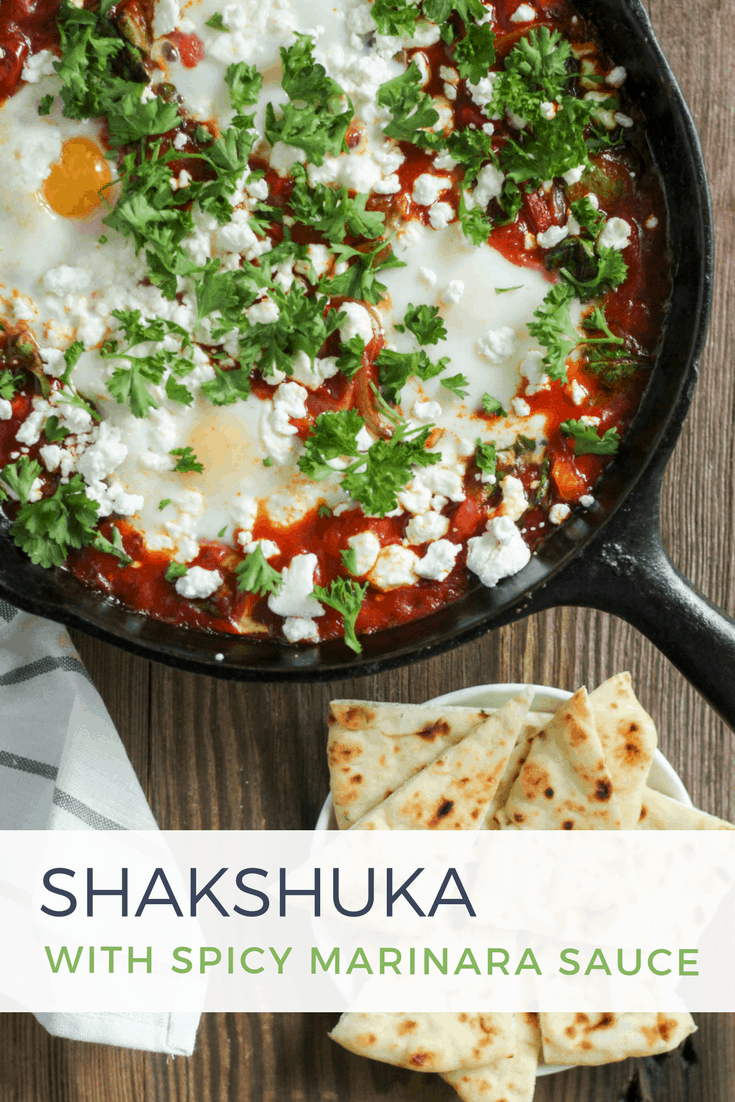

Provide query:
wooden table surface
left=3, top=0, right=735, bottom=1097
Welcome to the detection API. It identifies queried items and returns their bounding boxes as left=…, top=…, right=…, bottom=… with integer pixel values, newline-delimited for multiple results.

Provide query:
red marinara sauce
left=0, top=0, right=671, bottom=646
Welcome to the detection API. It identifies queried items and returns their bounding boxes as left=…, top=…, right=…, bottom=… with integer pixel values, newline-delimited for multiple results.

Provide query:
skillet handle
left=532, top=471, right=735, bottom=730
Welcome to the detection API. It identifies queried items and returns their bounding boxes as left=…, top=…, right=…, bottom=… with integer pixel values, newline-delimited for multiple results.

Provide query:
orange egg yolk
left=43, top=137, right=112, bottom=218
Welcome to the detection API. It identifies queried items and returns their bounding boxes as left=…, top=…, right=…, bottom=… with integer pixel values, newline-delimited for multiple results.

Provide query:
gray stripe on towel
left=0, top=655, right=93, bottom=687
left=0, top=750, right=58, bottom=781
left=53, top=789, right=126, bottom=831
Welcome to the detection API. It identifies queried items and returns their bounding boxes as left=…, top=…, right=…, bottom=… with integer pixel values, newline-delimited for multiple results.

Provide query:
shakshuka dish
left=0, top=0, right=669, bottom=651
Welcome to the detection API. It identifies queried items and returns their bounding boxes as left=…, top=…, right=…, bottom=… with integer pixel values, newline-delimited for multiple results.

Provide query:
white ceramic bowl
left=315, top=683, right=692, bottom=1077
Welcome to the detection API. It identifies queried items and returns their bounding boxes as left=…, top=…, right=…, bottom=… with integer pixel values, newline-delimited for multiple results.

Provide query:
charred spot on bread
left=594, top=778, right=613, bottom=802
left=416, top=720, right=451, bottom=741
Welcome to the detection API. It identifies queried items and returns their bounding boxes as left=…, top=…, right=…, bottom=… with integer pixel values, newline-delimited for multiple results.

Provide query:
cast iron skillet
left=2, top=0, right=733, bottom=723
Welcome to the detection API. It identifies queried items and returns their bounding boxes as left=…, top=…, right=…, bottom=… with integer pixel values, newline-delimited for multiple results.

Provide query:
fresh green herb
left=317, top=504, right=332, bottom=518
left=170, top=446, right=203, bottom=473
left=288, top=166, right=385, bottom=243
left=55, top=388, right=101, bottom=422
left=43, top=416, right=69, bottom=443
left=299, top=410, right=441, bottom=516
left=224, top=61, right=262, bottom=110
left=61, top=340, right=85, bottom=385
left=263, top=457, right=274, bottom=467
left=395, top=304, right=447, bottom=346
left=0, top=369, right=22, bottom=401
left=264, top=35, right=353, bottom=165
left=38, top=94, right=54, bottom=116
left=340, top=546, right=358, bottom=574
left=371, top=0, right=419, bottom=36
left=475, top=438, right=497, bottom=481
left=530, top=457, right=551, bottom=505
left=312, top=577, right=368, bottom=653
left=422, top=0, right=485, bottom=24
left=482, top=393, right=506, bottom=417
left=218, top=525, right=228, bottom=538
left=235, top=544, right=283, bottom=596
left=377, top=347, right=449, bottom=404
left=165, top=561, right=188, bottom=582
left=376, top=64, right=444, bottom=150
left=205, top=12, right=229, bottom=30
left=528, top=282, right=577, bottom=381
left=158, top=498, right=171, bottom=511
left=440, top=373, right=469, bottom=398
left=94, top=525, right=133, bottom=564
left=514, top=433, right=537, bottom=455
left=320, top=239, right=405, bottom=305
left=495, top=285, right=523, bottom=294
left=8, top=474, right=100, bottom=568
left=0, top=457, right=43, bottom=503
left=454, top=21, right=496, bottom=85
left=201, top=366, right=252, bottom=406
left=336, top=337, right=366, bottom=380
left=457, top=189, right=492, bottom=246
left=561, top=419, right=620, bottom=455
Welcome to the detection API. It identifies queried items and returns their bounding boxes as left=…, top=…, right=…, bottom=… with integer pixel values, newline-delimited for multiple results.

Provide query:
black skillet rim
left=0, top=0, right=714, bottom=680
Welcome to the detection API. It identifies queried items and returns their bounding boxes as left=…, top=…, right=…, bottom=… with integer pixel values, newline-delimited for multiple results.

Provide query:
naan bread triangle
left=328, top=701, right=492, bottom=829
left=329, top=1012, right=515, bottom=1072
left=495, top=688, right=623, bottom=830
left=638, top=787, right=735, bottom=830
left=442, top=1013, right=540, bottom=1102
left=349, top=695, right=530, bottom=831
left=540, top=1011, right=696, bottom=1065
left=588, top=673, right=657, bottom=828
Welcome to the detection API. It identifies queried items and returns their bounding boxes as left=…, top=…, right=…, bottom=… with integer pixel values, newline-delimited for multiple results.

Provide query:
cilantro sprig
left=313, top=577, right=368, bottom=653
left=377, top=64, right=444, bottom=150
left=561, top=419, right=620, bottom=455
left=235, top=545, right=283, bottom=597
left=7, top=474, right=100, bottom=569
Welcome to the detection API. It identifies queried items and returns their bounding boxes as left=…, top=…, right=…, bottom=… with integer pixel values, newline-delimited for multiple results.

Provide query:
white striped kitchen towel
left=0, top=599, right=200, bottom=1055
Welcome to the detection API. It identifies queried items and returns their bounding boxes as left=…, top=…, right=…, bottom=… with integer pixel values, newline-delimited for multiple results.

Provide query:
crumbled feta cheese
left=347, top=530, right=381, bottom=575
left=246, top=296, right=280, bottom=324
left=614, top=112, right=634, bottom=128
left=269, top=141, right=308, bottom=176
left=501, top=475, right=528, bottom=522
left=434, top=150, right=458, bottom=171
left=282, top=617, right=320, bottom=643
left=261, top=382, right=309, bottom=463
left=369, top=545, right=419, bottom=590
left=373, top=174, right=401, bottom=194
left=175, top=566, right=222, bottom=600
left=645, top=215, right=659, bottom=230
left=415, top=539, right=459, bottom=581
left=290, top=352, right=340, bottom=390
left=76, top=422, right=127, bottom=484
left=442, top=280, right=464, bottom=305
left=477, top=326, right=518, bottom=364
left=536, top=224, right=568, bottom=248
left=412, top=174, right=450, bottom=206
left=405, top=510, right=449, bottom=545
left=466, top=515, right=531, bottom=588
left=268, top=553, right=323, bottom=618
left=470, top=162, right=504, bottom=208
left=570, top=379, right=587, bottom=405
left=0, top=399, right=12, bottom=420
left=512, top=397, right=531, bottom=417
left=339, top=301, right=374, bottom=345
left=549, top=503, right=571, bottom=524
left=520, top=350, right=549, bottom=395
left=581, top=415, right=600, bottom=427
left=606, top=66, right=627, bottom=87
left=21, top=50, right=57, bottom=83
left=418, top=267, right=438, bottom=287
left=43, top=266, right=90, bottom=295
left=39, top=347, right=67, bottom=377
left=412, top=399, right=442, bottom=422
left=562, top=164, right=586, bottom=185
left=511, top=3, right=536, bottom=21
left=467, top=73, right=497, bottom=116
left=580, top=494, right=595, bottom=508
left=428, top=201, right=454, bottom=230
left=598, top=217, right=632, bottom=250
left=173, top=131, right=188, bottom=151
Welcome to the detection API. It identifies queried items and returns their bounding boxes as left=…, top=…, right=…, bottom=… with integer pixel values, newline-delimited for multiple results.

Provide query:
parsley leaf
left=205, top=12, right=229, bottom=30
left=457, top=189, right=492, bottom=246
left=475, top=438, right=497, bottom=480
left=9, top=474, right=100, bottom=568
left=377, top=64, right=444, bottom=150
left=38, top=93, right=54, bottom=116
left=235, top=545, right=283, bottom=596
left=201, top=366, right=252, bottom=406
left=561, top=419, right=620, bottom=454
left=158, top=498, right=171, bottom=511
left=371, top=0, right=419, bottom=36
left=60, top=340, right=84, bottom=385
left=94, top=525, right=133, bottom=564
left=422, top=0, right=485, bottom=24
left=299, top=409, right=365, bottom=480
left=336, top=337, right=366, bottom=380
left=320, top=240, right=405, bottom=305
left=312, top=577, right=368, bottom=653
left=396, top=304, right=447, bottom=345
left=265, top=35, right=353, bottom=165
left=170, top=447, right=203, bottom=473
left=441, top=372, right=469, bottom=398
left=0, top=369, right=22, bottom=401
left=224, top=61, right=262, bottom=110
left=165, top=561, right=188, bottom=582
left=0, top=457, right=42, bottom=503
left=454, top=22, right=496, bottom=85
left=482, top=393, right=506, bottom=417
left=377, top=347, right=449, bottom=403
left=340, top=546, right=358, bottom=574
left=43, top=416, right=69, bottom=443
left=528, top=281, right=577, bottom=381
left=288, top=166, right=385, bottom=243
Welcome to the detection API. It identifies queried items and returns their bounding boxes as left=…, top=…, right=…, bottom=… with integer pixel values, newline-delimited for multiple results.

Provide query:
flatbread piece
left=540, top=1011, right=696, bottom=1065
left=442, top=1013, right=541, bottom=1102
